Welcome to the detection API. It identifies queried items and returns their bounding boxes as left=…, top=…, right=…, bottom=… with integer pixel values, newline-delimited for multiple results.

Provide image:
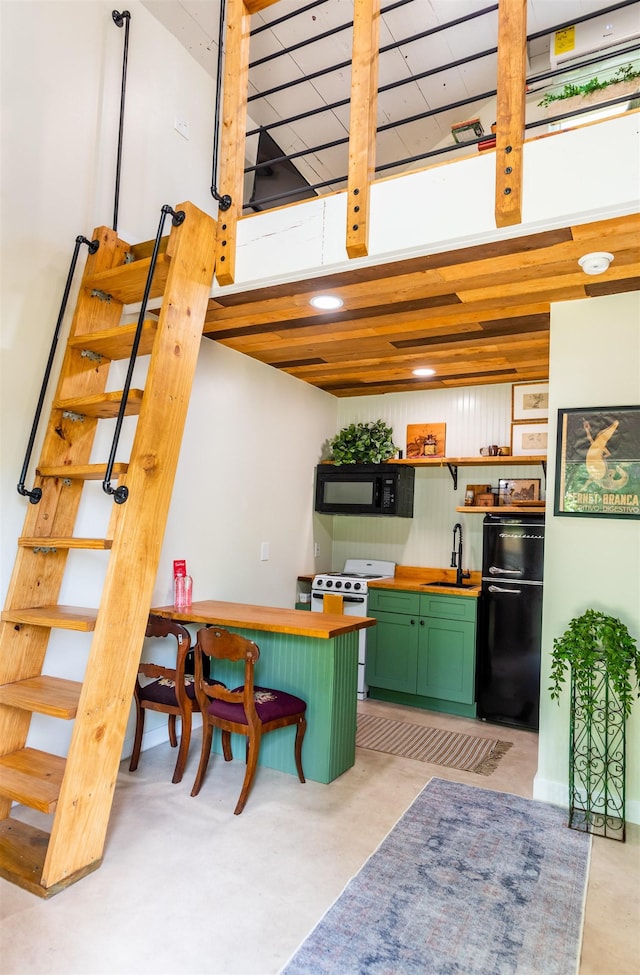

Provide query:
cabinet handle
left=410, top=619, right=416, bottom=625
left=420, top=619, right=425, bottom=625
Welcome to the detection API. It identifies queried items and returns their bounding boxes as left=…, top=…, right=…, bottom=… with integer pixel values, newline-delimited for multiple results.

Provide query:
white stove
left=311, top=559, right=396, bottom=699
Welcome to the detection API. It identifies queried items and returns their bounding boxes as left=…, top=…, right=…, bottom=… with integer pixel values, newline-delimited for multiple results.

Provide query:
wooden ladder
left=0, top=201, right=216, bottom=896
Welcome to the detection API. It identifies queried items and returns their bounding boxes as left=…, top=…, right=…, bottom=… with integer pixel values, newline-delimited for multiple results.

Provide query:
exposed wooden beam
left=495, top=0, right=527, bottom=227
left=244, top=0, right=281, bottom=12
left=214, top=0, right=251, bottom=286
left=346, top=0, right=381, bottom=258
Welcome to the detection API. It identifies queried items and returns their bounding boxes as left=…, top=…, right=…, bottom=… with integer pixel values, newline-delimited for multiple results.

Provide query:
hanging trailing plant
left=329, top=419, right=397, bottom=465
left=549, top=609, right=640, bottom=719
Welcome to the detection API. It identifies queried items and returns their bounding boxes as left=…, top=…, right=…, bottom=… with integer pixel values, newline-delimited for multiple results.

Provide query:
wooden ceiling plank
left=205, top=225, right=637, bottom=332
left=346, top=0, right=381, bottom=259
left=494, top=0, right=527, bottom=227
left=214, top=0, right=251, bottom=287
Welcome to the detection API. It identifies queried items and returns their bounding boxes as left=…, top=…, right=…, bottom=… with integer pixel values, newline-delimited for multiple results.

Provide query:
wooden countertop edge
left=369, top=566, right=482, bottom=597
left=150, top=600, right=376, bottom=639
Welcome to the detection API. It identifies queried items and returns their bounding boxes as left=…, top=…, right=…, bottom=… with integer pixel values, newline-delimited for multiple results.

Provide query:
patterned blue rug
left=280, top=778, right=591, bottom=975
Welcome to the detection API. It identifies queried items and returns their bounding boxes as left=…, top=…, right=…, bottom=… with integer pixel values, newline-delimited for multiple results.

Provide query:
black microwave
left=314, top=464, right=414, bottom=517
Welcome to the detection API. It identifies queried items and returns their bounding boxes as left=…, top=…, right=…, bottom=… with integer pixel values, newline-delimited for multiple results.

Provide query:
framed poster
left=512, top=382, right=549, bottom=422
left=555, top=405, right=640, bottom=518
left=498, top=478, right=541, bottom=505
left=511, top=422, right=548, bottom=456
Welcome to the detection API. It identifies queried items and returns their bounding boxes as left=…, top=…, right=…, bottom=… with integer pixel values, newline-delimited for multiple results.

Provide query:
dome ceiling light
left=413, top=367, right=436, bottom=377
left=578, top=252, right=614, bottom=275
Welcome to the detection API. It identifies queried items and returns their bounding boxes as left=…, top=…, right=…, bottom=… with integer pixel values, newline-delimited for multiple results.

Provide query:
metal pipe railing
left=210, top=0, right=231, bottom=211
left=17, top=235, right=100, bottom=504
left=111, top=9, right=131, bottom=233
left=102, top=204, right=185, bottom=504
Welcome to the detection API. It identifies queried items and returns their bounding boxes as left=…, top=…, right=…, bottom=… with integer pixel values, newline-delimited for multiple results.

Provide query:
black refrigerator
left=477, top=513, right=545, bottom=731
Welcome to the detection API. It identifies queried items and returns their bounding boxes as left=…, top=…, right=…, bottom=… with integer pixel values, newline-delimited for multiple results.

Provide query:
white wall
left=534, top=291, right=640, bottom=822
left=0, top=1, right=337, bottom=759
left=331, top=383, right=544, bottom=573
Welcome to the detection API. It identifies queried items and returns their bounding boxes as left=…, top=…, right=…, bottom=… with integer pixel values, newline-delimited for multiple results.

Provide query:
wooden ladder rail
left=0, top=201, right=216, bottom=896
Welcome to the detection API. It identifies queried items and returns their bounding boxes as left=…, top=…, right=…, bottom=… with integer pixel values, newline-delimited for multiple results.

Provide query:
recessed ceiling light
left=310, top=294, right=344, bottom=310
left=578, top=252, right=614, bottom=275
left=413, top=367, right=436, bottom=377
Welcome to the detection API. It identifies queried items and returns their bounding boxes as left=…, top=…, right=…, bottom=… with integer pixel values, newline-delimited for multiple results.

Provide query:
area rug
left=280, top=778, right=590, bottom=975
left=356, top=712, right=513, bottom=774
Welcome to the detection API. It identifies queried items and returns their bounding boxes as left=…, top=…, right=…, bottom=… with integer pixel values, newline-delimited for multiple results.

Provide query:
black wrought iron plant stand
left=569, top=658, right=626, bottom=841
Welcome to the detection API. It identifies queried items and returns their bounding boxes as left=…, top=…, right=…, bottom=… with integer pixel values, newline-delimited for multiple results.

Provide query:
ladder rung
left=0, top=676, right=81, bottom=718
left=129, top=235, right=169, bottom=262
left=84, top=253, right=171, bottom=304
left=67, top=321, right=158, bottom=361
left=0, top=818, right=50, bottom=897
left=0, top=748, right=65, bottom=813
left=0, top=819, right=101, bottom=898
left=1, top=606, right=98, bottom=630
left=19, top=537, right=112, bottom=551
left=36, top=463, right=128, bottom=480
left=54, top=389, right=143, bottom=419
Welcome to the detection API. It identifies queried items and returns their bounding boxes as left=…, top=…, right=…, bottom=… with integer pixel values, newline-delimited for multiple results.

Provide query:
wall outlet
left=314, top=543, right=321, bottom=558
left=260, top=541, right=270, bottom=561
left=174, top=117, right=190, bottom=140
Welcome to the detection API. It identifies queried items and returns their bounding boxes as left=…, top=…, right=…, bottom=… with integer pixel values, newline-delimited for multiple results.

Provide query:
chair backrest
left=194, top=627, right=261, bottom=723
left=137, top=615, right=194, bottom=705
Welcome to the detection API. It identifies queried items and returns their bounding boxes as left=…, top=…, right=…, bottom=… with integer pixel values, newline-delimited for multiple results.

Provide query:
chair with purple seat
left=190, top=626, right=307, bottom=814
left=129, top=615, right=215, bottom=784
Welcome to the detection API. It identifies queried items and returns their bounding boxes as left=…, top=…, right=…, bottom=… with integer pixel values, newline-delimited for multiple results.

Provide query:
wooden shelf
left=456, top=506, right=546, bottom=514
left=394, top=455, right=546, bottom=490
left=395, top=455, right=545, bottom=467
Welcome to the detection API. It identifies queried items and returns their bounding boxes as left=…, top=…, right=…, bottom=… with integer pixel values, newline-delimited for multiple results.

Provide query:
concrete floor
left=1, top=699, right=638, bottom=974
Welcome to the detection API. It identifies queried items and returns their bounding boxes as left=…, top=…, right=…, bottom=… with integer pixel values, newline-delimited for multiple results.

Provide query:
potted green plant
left=329, top=419, right=398, bottom=465
left=550, top=608, right=639, bottom=840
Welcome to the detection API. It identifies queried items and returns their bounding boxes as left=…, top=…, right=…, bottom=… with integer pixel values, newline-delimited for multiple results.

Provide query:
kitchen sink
left=421, top=581, right=474, bottom=589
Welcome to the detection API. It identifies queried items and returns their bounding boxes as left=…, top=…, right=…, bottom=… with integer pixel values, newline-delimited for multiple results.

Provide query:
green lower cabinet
left=415, top=617, right=475, bottom=704
left=366, top=610, right=419, bottom=693
left=366, top=589, right=477, bottom=718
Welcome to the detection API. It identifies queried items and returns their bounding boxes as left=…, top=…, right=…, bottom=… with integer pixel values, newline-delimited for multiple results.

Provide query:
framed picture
left=498, top=478, right=541, bottom=506
left=555, top=405, right=640, bottom=518
left=511, top=422, right=548, bottom=456
left=512, top=382, right=549, bottom=422
left=406, top=423, right=446, bottom=459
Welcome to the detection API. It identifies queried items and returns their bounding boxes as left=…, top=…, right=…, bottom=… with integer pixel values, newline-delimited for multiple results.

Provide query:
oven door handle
left=312, top=592, right=367, bottom=605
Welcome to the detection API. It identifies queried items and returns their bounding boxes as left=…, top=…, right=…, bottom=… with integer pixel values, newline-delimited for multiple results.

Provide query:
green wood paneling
left=206, top=627, right=358, bottom=785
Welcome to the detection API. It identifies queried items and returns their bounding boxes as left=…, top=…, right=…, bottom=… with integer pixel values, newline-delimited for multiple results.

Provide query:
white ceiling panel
left=141, top=0, right=639, bottom=209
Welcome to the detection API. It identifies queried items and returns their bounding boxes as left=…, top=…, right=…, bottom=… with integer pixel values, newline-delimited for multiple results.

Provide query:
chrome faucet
left=451, top=522, right=469, bottom=587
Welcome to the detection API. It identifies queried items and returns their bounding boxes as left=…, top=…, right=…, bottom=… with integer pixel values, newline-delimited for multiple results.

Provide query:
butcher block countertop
left=369, top=565, right=481, bottom=597
left=150, top=599, right=375, bottom=639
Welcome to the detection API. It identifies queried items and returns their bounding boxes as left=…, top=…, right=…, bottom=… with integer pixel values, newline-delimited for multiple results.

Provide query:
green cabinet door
left=366, top=609, right=419, bottom=694
left=416, top=617, right=476, bottom=704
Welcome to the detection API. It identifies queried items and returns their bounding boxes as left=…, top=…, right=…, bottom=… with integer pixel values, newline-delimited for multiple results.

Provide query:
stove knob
left=326, top=579, right=333, bottom=587
left=335, top=580, right=342, bottom=589
left=353, top=582, right=362, bottom=591
left=316, top=579, right=323, bottom=587
left=344, top=581, right=352, bottom=590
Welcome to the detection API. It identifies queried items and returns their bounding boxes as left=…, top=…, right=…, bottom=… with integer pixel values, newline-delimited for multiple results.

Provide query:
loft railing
left=243, top=0, right=640, bottom=211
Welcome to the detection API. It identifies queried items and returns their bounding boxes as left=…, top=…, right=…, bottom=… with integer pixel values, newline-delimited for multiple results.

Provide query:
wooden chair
left=129, top=615, right=211, bottom=784
left=190, top=626, right=307, bottom=814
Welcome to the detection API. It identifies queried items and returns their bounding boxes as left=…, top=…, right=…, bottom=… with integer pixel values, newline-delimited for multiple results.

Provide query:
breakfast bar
left=150, top=600, right=376, bottom=784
